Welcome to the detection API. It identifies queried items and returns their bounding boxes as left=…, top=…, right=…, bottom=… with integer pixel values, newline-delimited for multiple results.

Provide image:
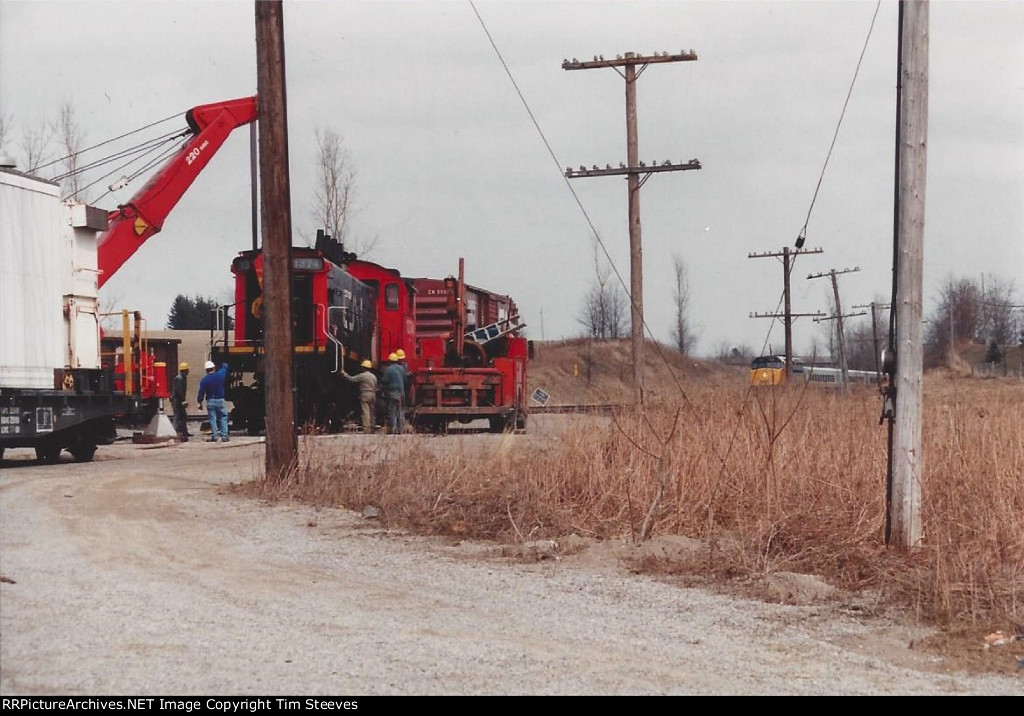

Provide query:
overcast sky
left=2, top=0, right=1021, bottom=357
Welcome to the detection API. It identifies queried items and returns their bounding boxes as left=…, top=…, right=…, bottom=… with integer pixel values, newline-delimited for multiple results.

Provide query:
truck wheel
left=489, top=415, right=515, bottom=434
left=245, top=415, right=265, bottom=436
left=35, top=445, right=62, bottom=463
left=69, top=441, right=98, bottom=462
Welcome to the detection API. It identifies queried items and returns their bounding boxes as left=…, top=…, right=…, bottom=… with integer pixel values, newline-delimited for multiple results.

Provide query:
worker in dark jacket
left=395, top=348, right=410, bottom=404
left=197, top=360, right=229, bottom=442
left=379, top=352, right=406, bottom=435
left=170, top=362, right=191, bottom=442
left=341, top=359, right=378, bottom=433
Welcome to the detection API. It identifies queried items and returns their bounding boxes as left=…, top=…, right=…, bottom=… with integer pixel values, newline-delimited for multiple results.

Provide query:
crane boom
left=96, top=95, right=258, bottom=288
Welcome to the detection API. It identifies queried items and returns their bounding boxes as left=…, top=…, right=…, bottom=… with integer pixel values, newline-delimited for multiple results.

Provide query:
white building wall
left=0, top=169, right=65, bottom=388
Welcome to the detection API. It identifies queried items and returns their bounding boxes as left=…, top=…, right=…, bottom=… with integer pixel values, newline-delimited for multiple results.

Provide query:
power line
left=796, top=0, right=882, bottom=249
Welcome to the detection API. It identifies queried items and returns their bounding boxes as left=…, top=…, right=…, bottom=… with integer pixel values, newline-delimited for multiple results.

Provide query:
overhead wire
left=33, top=110, right=185, bottom=174
left=469, top=0, right=738, bottom=469
left=68, top=134, right=189, bottom=203
left=759, top=0, right=882, bottom=373
left=794, top=0, right=882, bottom=252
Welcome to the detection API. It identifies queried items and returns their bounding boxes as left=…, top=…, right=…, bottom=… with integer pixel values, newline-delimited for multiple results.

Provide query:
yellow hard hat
left=395, top=349, right=406, bottom=360
left=360, top=359, right=372, bottom=369
left=179, top=362, right=190, bottom=371
left=388, top=352, right=398, bottom=362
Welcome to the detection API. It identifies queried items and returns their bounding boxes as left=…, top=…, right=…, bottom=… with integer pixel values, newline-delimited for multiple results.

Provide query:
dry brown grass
left=255, top=344, right=1023, bottom=640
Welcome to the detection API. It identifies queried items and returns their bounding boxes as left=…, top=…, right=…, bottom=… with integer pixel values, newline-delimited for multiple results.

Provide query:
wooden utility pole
left=853, top=302, right=892, bottom=379
left=255, top=0, right=297, bottom=483
left=748, top=246, right=823, bottom=377
left=564, top=51, right=701, bottom=405
left=891, top=0, right=928, bottom=550
left=808, top=267, right=861, bottom=389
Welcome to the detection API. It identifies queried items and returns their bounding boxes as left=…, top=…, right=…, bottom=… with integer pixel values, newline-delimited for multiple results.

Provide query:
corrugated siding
left=0, top=170, right=66, bottom=388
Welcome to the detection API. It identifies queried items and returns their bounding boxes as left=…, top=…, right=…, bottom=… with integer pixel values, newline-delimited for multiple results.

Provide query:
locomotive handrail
left=321, top=303, right=345, bottom=374
left=210, top=302, right=240, bottom=355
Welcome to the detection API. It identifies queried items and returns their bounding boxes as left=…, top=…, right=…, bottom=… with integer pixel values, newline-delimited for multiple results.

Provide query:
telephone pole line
left=808, top=267, right=861, bottom=390
left=255, top=0, right=297, bottom=483
left=564, top=50, right=701, bottom=406
left=748, top=246, right=823, bottom=378
left=852, top=302, right=892, bottom=378
left=890, top=0, right=928, bottom=550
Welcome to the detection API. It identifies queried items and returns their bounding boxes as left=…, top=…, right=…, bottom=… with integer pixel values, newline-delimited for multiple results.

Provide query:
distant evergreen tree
left=984, top=338, right=1003, bottom=365
left=166, top=295, right=233, bottom=330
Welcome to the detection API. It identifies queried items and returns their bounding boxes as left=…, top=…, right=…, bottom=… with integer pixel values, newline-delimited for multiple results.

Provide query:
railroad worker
left=170, top=362, right=191, bottom=442
left=379, top=352, right=406, bottom=435
left=394, top=347, right=410, bottom=409
left=197, top=360, right=230, bottom=442
left=341, top=359, right=378, bottom=433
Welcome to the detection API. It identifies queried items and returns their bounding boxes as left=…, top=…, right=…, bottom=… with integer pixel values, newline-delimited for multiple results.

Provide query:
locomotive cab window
left=385, top=282, right=400, bottom=311
left=292, top=274, right=314, bottom=345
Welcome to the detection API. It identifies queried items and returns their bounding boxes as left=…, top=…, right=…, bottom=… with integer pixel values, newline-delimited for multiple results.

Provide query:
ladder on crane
left=465, top=315, right=522, bottom=345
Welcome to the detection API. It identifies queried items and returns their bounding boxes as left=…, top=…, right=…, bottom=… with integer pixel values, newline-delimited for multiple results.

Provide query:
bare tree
left=816, top=289, right=839, bottom=363
left=844, top=319, right=878, bottom=371
left=577, top=243, right=626, bottom=339
left=712, top=341, right=753, bottom=365
left=925, top=275, right=981, bottom=366
left=54, top=102, right=84, bottom=199
left=670, top=254, right=697, bottom=354
left=977, top=274, right=1018, bottom=347
left=312, top=126, right=377, bottom=257
left=0, top=113, right=10, bottom=152
left=0, top=113, right=53, bottom=173
left=20, top=119, right=53, bottom=174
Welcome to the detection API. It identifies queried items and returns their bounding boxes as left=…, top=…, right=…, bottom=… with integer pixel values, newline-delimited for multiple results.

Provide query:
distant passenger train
left=750, top=355, right=879, bottom=388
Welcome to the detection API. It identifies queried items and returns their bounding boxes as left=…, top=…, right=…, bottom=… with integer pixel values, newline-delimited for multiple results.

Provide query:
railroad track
left=529, top=403, right=621, bottom=415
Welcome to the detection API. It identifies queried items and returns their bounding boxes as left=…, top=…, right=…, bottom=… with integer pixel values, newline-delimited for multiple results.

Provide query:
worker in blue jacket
left=379, top=353, right=406, bottom=435
left=197, top=360, right=230, bottom=442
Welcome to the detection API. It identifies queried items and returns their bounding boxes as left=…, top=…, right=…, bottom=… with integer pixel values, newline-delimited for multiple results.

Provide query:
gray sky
left=2, top=0, right=1021, bottom=357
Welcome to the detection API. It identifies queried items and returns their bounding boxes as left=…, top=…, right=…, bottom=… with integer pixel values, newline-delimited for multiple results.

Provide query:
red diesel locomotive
left=211, top=231, right=531, bottom=434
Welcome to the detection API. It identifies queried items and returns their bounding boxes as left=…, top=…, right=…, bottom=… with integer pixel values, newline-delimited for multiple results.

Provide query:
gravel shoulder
left=1, top=432, right=1021, bottom=696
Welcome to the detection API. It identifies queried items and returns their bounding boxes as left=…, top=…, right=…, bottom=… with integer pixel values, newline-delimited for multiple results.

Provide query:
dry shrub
left=272, top=375, right=1023, bottom=631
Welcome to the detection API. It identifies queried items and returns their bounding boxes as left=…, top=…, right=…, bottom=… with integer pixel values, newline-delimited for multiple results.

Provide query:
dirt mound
left=528, top=338, right=740, bottom=406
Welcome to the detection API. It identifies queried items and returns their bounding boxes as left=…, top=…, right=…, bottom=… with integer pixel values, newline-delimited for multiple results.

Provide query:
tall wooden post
left=748, top=246, right=824, bottom=373
left=624, top=55, right=644, bottom=405
left=563, top=51, right=700, bottom=407
left=783, top=247, right=793, bottom=377
left=829, top=271, right=850, bottom=388
left=255, top=0, right=297, bottom=483
left=892, top=0, right=928, bottom=549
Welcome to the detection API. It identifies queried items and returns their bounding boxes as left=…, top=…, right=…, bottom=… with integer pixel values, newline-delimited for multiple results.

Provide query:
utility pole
left=808, top=267, right=860, bottom=389
left=891, top=0, right=928, bottom=550
left=748, top=246, right=823, bottom=377
left=564, top=50, right=701, bottom=406
left=255, top=0, right=297, bottom=484
left=813, top=307, right=868, bottom=393
left=853, top=302, right=892, bottom=380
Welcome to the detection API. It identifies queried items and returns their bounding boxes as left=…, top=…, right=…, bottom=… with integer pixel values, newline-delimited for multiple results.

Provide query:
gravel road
left=1, top=430, right=1021, bottom=696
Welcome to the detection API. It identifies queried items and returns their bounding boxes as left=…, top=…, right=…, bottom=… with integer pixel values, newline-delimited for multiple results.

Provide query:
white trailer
left=0, top=164, right=151, bottom=463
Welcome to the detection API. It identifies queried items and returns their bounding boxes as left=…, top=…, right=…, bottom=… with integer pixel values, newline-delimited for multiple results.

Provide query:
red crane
left=96, top=95, right=258, bottom=288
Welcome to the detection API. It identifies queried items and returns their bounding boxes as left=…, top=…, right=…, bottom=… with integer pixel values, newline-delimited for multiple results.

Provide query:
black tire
left=489, top=415, right=516, bottom=434
left=35, top=444, right=62, bottom=463
left=245, top=416, right=264, bottom=437
left=69, top=440, right=97, bottom=462
left=413, top=417, right=447, bottom=435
